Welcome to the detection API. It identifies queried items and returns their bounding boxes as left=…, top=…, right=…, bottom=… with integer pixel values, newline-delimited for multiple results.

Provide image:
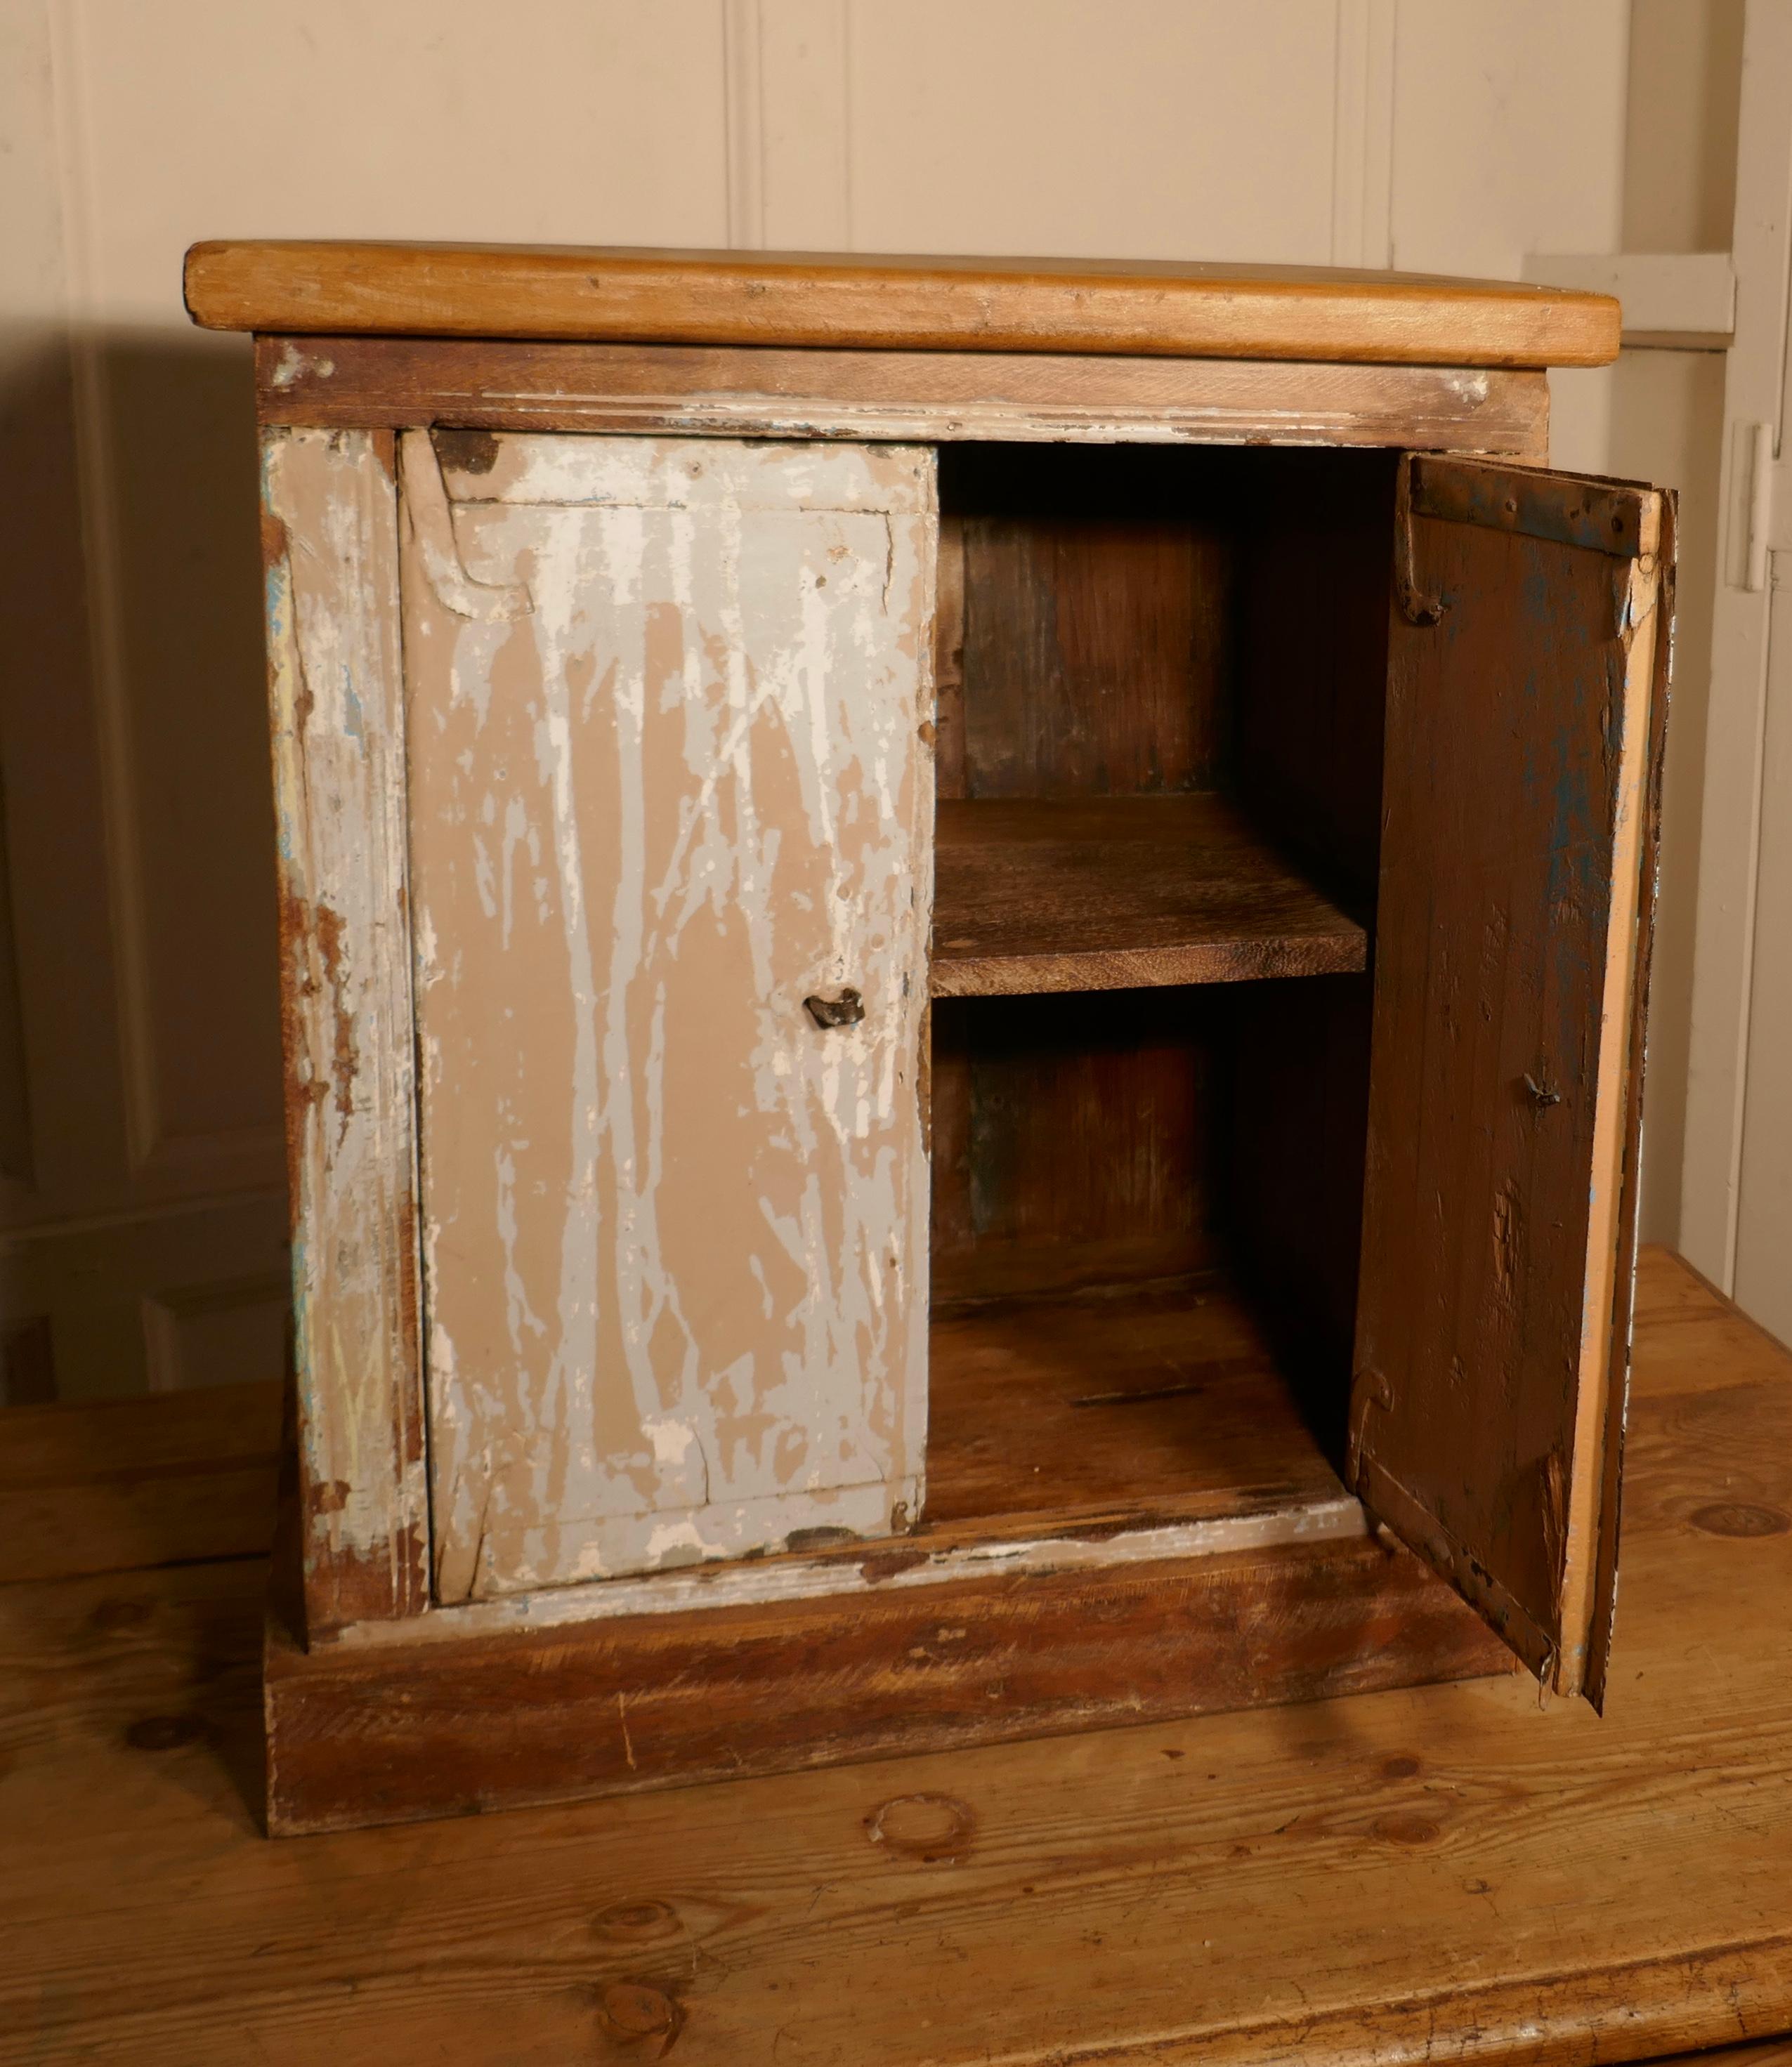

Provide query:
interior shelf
left=923, top=1275, right=1347, bottom=1534
left=930, top=794, right=1367, bottom=998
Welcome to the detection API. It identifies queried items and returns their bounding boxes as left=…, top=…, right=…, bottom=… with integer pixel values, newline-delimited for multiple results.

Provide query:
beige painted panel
left=405, top=433, right=935, bottom=1601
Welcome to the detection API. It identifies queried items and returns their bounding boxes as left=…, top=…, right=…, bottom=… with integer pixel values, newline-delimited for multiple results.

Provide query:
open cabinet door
left=1351, top=454, right=1672, bottom=1704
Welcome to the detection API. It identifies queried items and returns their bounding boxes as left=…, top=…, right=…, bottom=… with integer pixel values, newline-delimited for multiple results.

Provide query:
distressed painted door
left=401, top=431, right=936, bottom=1602
left=1351, top=455, right=1670, bottom=1706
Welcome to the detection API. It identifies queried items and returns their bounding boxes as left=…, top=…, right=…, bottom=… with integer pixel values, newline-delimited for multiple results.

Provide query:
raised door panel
left=403, top=432, right=936, bottom=1603
left=1352, top=455, right=1668, bottom=1700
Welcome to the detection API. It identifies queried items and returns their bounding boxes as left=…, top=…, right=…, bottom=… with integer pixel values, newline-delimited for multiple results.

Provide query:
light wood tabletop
left=5, top=1246, right=1792, bottom=2066
left=183, top=241, right=1621, bottom=366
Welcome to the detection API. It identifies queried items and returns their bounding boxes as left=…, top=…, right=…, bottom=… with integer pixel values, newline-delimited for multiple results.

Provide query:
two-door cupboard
left=183, top=242, right=1666, bottom=1833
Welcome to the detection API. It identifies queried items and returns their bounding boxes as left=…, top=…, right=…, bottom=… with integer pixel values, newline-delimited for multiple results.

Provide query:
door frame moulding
left=1681, top=0, right=1792, bottom=1326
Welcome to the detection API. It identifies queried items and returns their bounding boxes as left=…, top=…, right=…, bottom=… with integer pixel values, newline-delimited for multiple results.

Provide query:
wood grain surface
left=1352, top=460, right=1665, bottom=1697
left=929, top=987, right=1219, bottom=1305
left=924, top=1276, right=1344, bottom=1528
left=185, top=242, right=1621, bottom=366
left=261, top=1523, right=1506, bottom=1836
left=0, top=1379, right=278, bottom=1583
left=252, top=334, right=1556, bottom=457
left=6, top=1252, right=1792, bottom=2066
left=940, top=442, right=1236, bottom=797
left=931, top=795, right=1366, bottom=995
left=1588, top=491, right=1677, bottom=1710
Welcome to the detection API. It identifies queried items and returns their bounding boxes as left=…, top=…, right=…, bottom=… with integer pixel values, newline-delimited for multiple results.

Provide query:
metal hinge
left=1742, top=419, right=1787, bottom=592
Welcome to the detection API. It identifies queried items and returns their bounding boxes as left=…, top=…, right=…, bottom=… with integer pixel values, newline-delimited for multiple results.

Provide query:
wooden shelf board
left=931, top=794, right=1367, bottom=998
left=923, top=1273, right=1345, bottom=1533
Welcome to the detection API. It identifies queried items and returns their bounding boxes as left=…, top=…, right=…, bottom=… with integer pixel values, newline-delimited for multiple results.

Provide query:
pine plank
left=929, top=986, right=1222, bottom=1304
left=0, top=1379, right=279, bottom=1584
left=185, top=242, right=1621, bottom=367
left=251, top=335, right=1555, bottom=457
left=6, top=1249, right=1792, bottom=2067
left=924, top=1276, right=1344, bottom=1527
left=931, top=795, right=1366, bottom=996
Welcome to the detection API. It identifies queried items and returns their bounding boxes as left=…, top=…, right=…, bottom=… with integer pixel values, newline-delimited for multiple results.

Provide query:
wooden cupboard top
left=185, top=241, right=1621, bottom=367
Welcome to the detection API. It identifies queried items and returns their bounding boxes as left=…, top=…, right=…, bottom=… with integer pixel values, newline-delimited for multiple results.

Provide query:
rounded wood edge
left=185, top=242, right=1622, bottom=368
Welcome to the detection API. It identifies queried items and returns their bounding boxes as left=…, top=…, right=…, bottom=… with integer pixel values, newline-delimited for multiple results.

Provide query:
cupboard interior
left=922, top=443, right=1397, bottom=1537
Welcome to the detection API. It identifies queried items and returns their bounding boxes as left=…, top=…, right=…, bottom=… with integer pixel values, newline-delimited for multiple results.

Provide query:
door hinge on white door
left=1739, top=420, right=1792, bottom=589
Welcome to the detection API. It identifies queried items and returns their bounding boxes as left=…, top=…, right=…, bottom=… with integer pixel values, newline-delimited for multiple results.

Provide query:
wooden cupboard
left=184, top=243, right=1667, bottom=1833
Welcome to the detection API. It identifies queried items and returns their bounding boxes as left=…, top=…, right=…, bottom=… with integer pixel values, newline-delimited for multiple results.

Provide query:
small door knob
left=804, top=987, right=865, bottom=1029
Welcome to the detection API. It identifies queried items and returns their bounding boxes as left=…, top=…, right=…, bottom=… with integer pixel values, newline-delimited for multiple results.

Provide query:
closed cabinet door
left=400, top=431, right=936, bottom=1602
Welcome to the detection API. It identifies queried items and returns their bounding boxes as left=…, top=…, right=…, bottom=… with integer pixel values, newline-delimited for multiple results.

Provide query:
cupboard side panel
left=406, top=435, right=936, bottom=1601
left=261, top=427, right=426, bottom=1637
left=1224, top=452, right=1394, bottom=1457
left=1234, top=449, right=1396, bottom=900
left=1351, top=471, right=1659, bottom=1692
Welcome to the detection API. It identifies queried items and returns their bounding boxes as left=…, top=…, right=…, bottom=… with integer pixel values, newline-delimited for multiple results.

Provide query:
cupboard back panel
left=936, top=444, right=1244, bottom=802
left=405, top=433, right=936, bottom=1601
left=931, top=445, right=1388, bottom=1306
left=931, top=990, right=1219, bottom=1305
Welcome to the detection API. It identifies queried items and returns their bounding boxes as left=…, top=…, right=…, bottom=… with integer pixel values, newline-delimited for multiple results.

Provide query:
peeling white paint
left=333, top=1492, right=1371, bottom=1648
left=263, top=428, right=427, bottom=1617
left=405, top=433, right=936, bottom=1600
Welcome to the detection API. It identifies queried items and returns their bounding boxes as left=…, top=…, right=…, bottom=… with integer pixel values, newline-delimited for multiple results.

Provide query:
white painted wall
left=0, top=0, right=1687, bottom=1398
left=1677, top=0, right=1792, bottom=1343
left=1616, top=0, right=1747, bottom=1275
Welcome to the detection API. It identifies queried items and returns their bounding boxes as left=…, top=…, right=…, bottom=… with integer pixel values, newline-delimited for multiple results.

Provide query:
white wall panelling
left=1331, top=0, right=1397, bottom=270
left=1682, top=0, right=1792, bottom=1312
left=7, top=0, right=1699, bottom=1394
left=1524, top=252, right=1737, bottom=346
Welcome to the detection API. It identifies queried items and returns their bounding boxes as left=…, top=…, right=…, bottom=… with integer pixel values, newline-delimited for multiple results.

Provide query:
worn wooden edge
left=263, top=1528, right=1515, bottom=1835
left=1586, top=492, right=1677, bottom=1711
left=326, top=1492, right=1368, bottom=1648
left=261, top=428, right=430, bottom=1636
left=1640, top=2044, right=1792, bottom=2067
left=188, top=242, right=1620, bottom=367
left=929, top=932, right=1366, bottom=997
left=251, top=335, right=1555, bottom=457
left=1146, top=1941, right=1792, bottom=2067
left=1554, top=539, right=1663, bottom=1696
left=1355, top=1454, right=1556, bottom=1684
